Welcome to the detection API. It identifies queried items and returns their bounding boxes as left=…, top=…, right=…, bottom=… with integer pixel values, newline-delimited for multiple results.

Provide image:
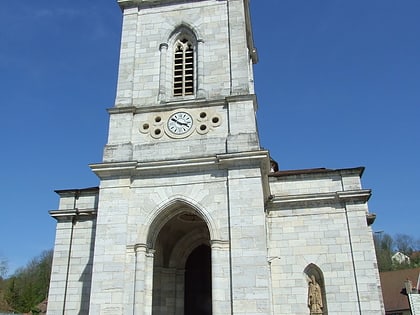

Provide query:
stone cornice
left=268, top=189, right=372, bottom=210
left=225, top=94, right=256, bottom=103
left=107, top=106, right=137, bottom=115
left=217, top=150, right=269, bottom=168
left=118, top=0, right=179, bottom=10
left=54, top=187, right=99, bottom=197
left=49, top=208, right=97, bottom=221
left=90, top=161, right=138, bottom=178
left=269, top=166, right=365, bottom=179
left=90, top=150, right=270, bottom=179
left=118, top=0, right=212, bottom=11
left=336, top=190, right=371, bottom=202
left=109, top=98, right=226, bottom=115
left=109, top=95, right=256, bottom=115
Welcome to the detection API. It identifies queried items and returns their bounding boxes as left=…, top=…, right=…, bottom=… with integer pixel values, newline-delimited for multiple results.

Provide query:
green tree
left=0, top=257, right=7, bottom=279
left=374, top=232, right=420, bottom=272
left=4, top=277, right=19, bottom=311
left=374, top=232, right=394, bottom=272
left=394, top=233, right=416, bottom=256
left=5, top=249, right=53, bottom=313
left=0, top=257, right=10, bottom=311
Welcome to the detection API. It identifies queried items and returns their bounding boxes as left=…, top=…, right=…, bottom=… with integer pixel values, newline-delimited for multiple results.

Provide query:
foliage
left=0, top=250, right=53, bottom=313
left=0, top=257, right=9, bottom=311
left=0, top=258, right=7, bottom=279
left=394, top=234, right=416, bottom=255
left=374, top=233, right=420, bottom=272
left=374, top=233, right=394, bottom=271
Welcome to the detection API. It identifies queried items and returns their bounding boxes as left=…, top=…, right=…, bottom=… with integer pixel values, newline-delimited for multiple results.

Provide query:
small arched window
left=173, top=38, right=194, bottom=97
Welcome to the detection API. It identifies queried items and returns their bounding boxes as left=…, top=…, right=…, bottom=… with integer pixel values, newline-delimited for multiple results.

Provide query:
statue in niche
left=308, top=275, right=323, bottom=314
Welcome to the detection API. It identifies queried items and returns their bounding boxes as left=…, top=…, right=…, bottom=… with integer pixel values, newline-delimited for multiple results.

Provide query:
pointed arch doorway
left=151, top=210, right=212, bottom=315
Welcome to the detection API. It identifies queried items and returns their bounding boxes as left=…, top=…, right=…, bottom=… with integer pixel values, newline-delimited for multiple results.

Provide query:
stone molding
left=210, top=239, right=230, bottom=250
left=49, top=208, right=97, bottom=221
left=90, top=150, right=270, bottom=178
left=110, top=94, right=256, bottom=113
left=118, top=0, right=211, bottom=10
left=267, top=189, right=372, bottom=211
left=269, top=166, right=365, bottom=178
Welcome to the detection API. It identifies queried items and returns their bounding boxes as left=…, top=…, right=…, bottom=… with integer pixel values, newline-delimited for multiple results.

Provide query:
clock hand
left=177, top=121, right=189, bottom=127
left=171, top=118, right=189, bottom=127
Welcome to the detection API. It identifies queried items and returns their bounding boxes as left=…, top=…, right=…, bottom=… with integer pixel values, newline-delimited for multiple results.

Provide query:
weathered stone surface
left=47, top=1, right=384, bottom=314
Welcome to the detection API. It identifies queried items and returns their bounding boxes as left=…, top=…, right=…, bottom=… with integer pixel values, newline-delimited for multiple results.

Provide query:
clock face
left=167, top=112, right=193, bottom=135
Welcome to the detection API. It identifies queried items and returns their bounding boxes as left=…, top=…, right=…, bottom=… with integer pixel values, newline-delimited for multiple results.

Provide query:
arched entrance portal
left=151, top=210, right=211, bottom=315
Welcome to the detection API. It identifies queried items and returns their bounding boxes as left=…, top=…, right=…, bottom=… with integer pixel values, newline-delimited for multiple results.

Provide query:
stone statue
left=308, top=275, right=323, bottom=314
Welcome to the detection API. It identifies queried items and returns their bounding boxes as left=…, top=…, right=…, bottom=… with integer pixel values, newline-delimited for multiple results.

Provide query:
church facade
left=47, top=0, right=384, bottom=314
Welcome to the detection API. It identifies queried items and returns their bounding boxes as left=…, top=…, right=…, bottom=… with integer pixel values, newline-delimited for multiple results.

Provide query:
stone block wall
left=115, top=0, right=252, bottom=108
left=47, top=189, right=98, bottom=315
left=266, top=168, right=384, bottom=314
left=88, top=152, right=271, bottom=314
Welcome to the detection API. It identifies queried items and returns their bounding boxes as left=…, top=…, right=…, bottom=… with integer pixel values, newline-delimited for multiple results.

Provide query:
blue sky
left=0, top=1, right=419, bottom=274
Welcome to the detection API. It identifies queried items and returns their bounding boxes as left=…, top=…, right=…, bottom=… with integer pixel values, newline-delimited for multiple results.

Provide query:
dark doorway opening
left=184, top=244, right=212, bottom=315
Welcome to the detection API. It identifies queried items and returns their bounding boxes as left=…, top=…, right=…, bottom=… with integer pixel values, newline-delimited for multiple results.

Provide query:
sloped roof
left=380, top=268, right=420, bottom=312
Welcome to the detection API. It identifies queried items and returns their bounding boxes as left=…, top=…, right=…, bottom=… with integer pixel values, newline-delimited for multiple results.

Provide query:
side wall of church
left=267, top=169, right=384, bottom=315
left=47, top=191, right=97, bottom=315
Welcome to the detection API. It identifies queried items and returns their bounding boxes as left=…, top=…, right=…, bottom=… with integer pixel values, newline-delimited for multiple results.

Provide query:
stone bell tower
left=48, top=0, right=273, bottom=314
left=48, top=0, right=385, bottom=314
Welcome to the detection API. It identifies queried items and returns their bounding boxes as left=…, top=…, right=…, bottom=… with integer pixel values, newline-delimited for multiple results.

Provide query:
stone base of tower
left=47, top=164, right=384, bottom=315
left=47, top=0, right=384, bottom=314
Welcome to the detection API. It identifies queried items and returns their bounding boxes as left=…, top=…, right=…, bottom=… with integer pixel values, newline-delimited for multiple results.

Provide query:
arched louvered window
left=173, top=38, right=194, bottom=96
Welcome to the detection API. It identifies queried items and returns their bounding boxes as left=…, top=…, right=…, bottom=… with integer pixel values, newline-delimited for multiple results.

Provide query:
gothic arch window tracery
left=159, top=26, right=202, bottom=102
left=173, top=37, right=195, bottom=97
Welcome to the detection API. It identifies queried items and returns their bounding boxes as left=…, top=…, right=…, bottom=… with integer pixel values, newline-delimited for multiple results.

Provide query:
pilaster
left=115, top=7, right=139, bottom=107
left=211, top=240, right=232, bottom=315
left=133, top=244, right=147, bottom=315
left=227, top=167, right=271, bottom=315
